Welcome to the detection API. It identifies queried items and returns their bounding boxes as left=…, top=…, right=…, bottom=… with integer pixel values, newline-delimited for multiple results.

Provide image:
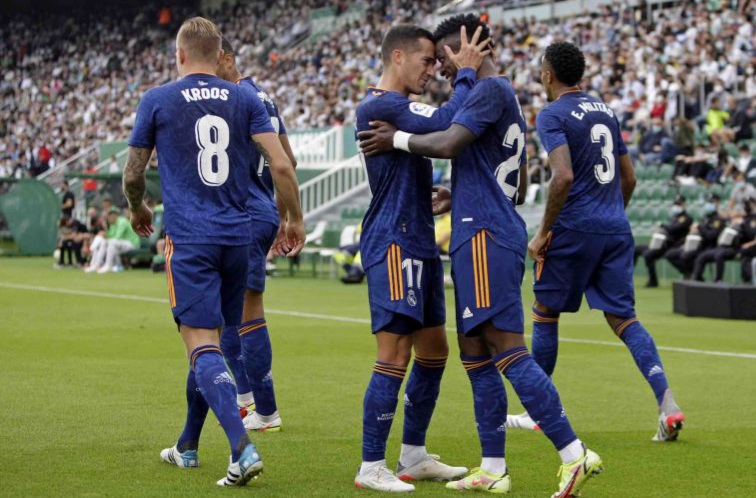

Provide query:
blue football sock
left=402, top=355, right=446, bottom=447
left=363, top=361, right=406, bottom=462
left=615, top=318, right=669, bottom=406
left=462, top=355, right=507, bottom=458
left=239, top=318, right=277, bottom=416
left=191, top=345, right=250, bottom=461
left=531, top=307, right=560, bottom=376
left=495, top=346, right=577, bottom=451
left=220, top=324, right=252, bottom=398
left=176, top=367, right=209, bottom=452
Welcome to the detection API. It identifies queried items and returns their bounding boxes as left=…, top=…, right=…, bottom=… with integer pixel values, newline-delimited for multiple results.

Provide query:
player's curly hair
left=432, top=13, right=490, bottom=44
left=544, top=42, right=585, bottom=87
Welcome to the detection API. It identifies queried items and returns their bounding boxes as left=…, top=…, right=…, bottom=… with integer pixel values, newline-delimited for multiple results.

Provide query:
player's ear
left=392, top=48, right=404, bottom=66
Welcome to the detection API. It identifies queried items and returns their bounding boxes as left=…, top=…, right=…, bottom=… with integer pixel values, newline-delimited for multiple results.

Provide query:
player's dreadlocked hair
left=432, top=13, right=490, bottom=45
left=543, top=42, right=585, bottom=87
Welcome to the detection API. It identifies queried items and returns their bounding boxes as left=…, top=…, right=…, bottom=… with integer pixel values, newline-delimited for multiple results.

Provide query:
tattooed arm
left=122, top=146, right=154, bottom=236
left=527, top=144, right=573, bottom=263
left=252, top=132, right=304, bottom=257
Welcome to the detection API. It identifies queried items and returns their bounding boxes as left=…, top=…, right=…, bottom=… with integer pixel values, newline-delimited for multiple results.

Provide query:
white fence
left=299, top=154, right=368, bottom=220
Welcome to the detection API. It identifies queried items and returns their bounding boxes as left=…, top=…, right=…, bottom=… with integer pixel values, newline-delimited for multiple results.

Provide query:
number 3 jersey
left=129, top=73, right=274, bottom=245
left=536, top=91, right=631, bottom=235
left=449, top=76, right=527, bottom=255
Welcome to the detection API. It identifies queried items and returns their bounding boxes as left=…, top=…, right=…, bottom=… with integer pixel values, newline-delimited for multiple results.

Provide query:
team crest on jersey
left=409, top=102, right=438, bottom=118
left=407, top=289, right=417, bottom=307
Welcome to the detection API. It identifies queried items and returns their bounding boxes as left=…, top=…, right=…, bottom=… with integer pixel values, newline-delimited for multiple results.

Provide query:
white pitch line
left=2, top=282, right=756, bottom=360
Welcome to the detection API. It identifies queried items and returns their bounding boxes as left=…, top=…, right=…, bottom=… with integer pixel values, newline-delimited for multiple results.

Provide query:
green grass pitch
left=1, top=258, right=755, bottom=497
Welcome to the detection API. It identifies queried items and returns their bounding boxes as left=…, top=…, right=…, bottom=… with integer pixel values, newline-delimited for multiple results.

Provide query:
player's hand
left=357, top=121, right=398, bottom=156
left=284, top=218, right=305, bottom=258
left=432, top=186, right=452, bottom=215
left=271, top=224, right=289, bottom=257
left=446, top=25, right=491, bottom=71
left=528, top=230, right=552, bottom=264
left=129, top=202, right=154, bottom=237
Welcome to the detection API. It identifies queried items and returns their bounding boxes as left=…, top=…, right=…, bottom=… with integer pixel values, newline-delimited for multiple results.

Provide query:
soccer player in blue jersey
left=122, top=17, right=304, bottom=487
left=524, top=42, right=685, bottom=442
left=359, top=14, right=602, bottom=497
left=353, top=23, right=492, bottom=492
left=215, top=37, right=298, bottom=434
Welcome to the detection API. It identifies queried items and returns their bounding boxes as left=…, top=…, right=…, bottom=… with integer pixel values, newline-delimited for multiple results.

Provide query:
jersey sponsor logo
left=180, top=87, right=230, bottom=103
left=407, top=289, right=417, bottom=307
left=408, top=102, right=438, bottom=118
left=462, top=307, right=474, bottom=319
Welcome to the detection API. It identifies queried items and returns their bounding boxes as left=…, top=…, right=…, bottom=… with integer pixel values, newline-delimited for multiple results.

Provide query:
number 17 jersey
left=536, top=91, right=630, bottom=234
left=129, top=73, right=275, bottom=245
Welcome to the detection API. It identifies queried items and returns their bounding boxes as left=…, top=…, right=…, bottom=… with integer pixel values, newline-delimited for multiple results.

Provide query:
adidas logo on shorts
left=462, top=307, right=474, bottom=319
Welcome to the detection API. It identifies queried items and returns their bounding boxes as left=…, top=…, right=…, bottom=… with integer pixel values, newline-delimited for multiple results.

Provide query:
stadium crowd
left=2, top=0, right=754, bottom=177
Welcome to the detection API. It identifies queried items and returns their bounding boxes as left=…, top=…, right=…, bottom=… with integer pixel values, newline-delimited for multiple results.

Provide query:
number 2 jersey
left=355, top=68, right=477, bottom=270
left=238, top=76, right=285, bottom=227
left=449, top=76, right=527, bottom=255
left=129, top=73, right=274, bottom=245
left=536, top=91, right=631, bottom=235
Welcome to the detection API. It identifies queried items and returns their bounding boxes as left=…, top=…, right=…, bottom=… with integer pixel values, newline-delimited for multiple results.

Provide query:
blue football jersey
left=355, top=68, right=477, bottom=270
left=536, top=91, right=631, bottom=234
left=129, top=73, right=275, bottom=245
left=449, top=76, right=527, bottom=255
left=239, top=76, right=285, bottom=226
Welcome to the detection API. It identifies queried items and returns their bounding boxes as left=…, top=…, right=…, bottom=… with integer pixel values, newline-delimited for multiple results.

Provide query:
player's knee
left=534, top=300, right=559, bottom=317
left=603, top=312, right=624, bottom=330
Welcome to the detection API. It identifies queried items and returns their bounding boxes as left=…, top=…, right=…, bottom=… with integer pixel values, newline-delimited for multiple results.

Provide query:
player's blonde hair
left=176, top=17, right=222, bottom=64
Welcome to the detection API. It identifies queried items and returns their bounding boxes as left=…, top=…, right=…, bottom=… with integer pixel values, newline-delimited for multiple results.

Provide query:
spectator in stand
left=666, top=193, right=727, bottom=279
left=525, top=138, right=549, bottom=204
left=706, top=97, right=733, bottom=147
left=666, top=116, right=696, bottom=164
left=674, top=143, right=715, bottom=181
left=60, top=180, right=75, bottom=218
left=635, top=117, right=669, bottom=166
left=84, top=207, right=139, bottom=274
left=82, top=163, right=98, bottom=203
left=434, top=212, right=451, bottom=256
left=634, top=195, right=693, bottom=287
left=727, top=171, right=756, bottom=217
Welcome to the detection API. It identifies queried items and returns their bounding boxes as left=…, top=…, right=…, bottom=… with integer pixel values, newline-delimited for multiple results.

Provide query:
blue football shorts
left=533, top=226, right=636, bottom=317
left=451, top=230, right=524, bottom=336
left=365, top=243, right=446, bottom=334
left=164, top=236, right=248, bottom=329
left=246, top=221, right=278, bottom=293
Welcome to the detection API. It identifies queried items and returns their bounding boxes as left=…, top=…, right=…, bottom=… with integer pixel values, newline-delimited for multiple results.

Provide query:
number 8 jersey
left=129, top=73, right=274, bottom=245
left=536, top=91, right=631, bottom=235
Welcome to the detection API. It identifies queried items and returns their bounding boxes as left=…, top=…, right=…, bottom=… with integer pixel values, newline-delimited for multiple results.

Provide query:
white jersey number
left=257, top=117, right=281, bottom=176
left=494, top=122, right=524, bottom=202
left=195, top=115, right=230, bottom=187
left=401, top=258, right=424, bottom=289
left=591, top=123, right=615, bottom=184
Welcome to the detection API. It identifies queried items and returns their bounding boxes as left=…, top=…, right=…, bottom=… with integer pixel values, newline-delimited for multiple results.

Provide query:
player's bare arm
left=252, top=132, right=304, bottom=257
left=359, top=122, right=476, bottom=158
left=618, top=153, right=636, bottom=209
left=528, top=144, right=573, bottom=263
left=122, top=146, right=154, bottom=236
left=269, top=133, right=298, bottom=257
